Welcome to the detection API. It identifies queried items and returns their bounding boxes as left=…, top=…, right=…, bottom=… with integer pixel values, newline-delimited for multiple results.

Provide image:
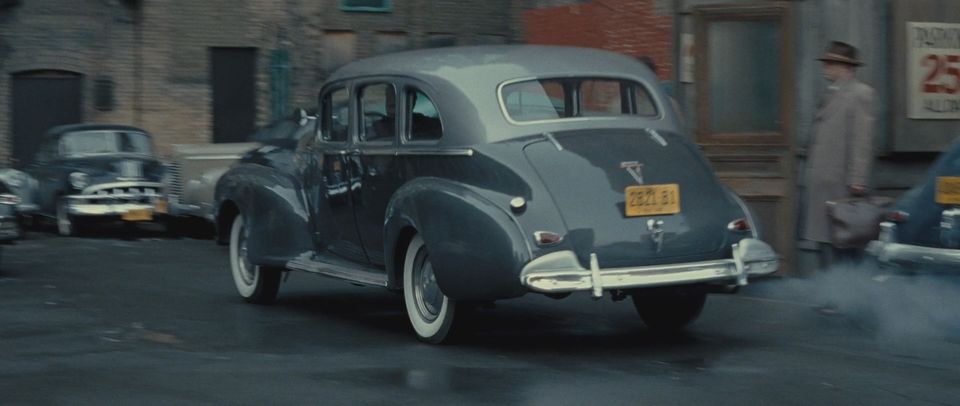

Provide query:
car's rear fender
left=384, top=177, right=533, bottom=301
left=214, top=163, right=312, bottom=268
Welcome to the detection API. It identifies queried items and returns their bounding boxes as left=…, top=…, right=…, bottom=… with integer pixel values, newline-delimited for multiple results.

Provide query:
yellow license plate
left=937, top=176, right=960, bottom=205
left=625, top=184, right=681, bottom=217
left=155, top=199, right=168, bottom=214
left=122, top=209, right=153, bottom=222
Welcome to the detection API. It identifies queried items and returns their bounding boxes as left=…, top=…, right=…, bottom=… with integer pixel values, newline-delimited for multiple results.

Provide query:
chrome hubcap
left=237, top=225, right=256, bottom=285
left=413, top=248, right=442, bottom=322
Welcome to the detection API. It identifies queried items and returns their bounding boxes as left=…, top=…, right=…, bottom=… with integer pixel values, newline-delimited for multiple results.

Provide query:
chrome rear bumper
left=866, top=240, right=960, bottom=271
left=520, top=238, right=779, bottom=298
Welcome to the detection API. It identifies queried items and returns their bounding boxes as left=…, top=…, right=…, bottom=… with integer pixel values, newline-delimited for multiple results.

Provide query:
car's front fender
left=215, top=163, right=312, bottom=268
left=384, top=177, right=532, bottom=301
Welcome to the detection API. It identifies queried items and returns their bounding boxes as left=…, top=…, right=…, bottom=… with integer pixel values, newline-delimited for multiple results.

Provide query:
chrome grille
left=167, top=162, right=183, bottom=198
left=79, top=184, right=163, bottom=205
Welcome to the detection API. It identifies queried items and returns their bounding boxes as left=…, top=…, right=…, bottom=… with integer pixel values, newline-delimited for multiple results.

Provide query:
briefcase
left=826, top=196, right=894, bottom=249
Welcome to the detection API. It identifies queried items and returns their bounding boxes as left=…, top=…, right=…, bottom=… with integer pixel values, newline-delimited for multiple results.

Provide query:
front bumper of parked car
left=66, top=181, right=168, bottom=221
left=520, top=238, right=779, bottom=298
left=0, top=214, right=22, bottom=241
left=866, top=221, right=960, bottom=272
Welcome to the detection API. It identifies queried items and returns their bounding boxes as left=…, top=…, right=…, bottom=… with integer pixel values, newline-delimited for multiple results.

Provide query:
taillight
left=533, top=231, right=563, bottom=246
left=727, top=218, right=751, bottom=232
left=886, top=210, right=910, bottom=223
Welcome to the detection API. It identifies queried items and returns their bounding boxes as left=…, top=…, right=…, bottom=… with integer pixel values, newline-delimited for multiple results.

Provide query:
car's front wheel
left=229, top=215, right=282, bottom=304
left=632, top=290, right=706, bottom=333
left=403, top=234, right=457, bottom=343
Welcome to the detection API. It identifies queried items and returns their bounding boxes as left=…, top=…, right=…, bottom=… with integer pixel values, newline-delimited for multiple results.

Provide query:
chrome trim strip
left=360, top=148, right=397, bottom=156
left=182, top=154, right=246, bottom=161
left=287, top=255, right=388, bottom=287
left=543, top=132, right=564, bottom=151
left=67, top=202, right=161, bottom=216
left=395, top=148, right=474, bottom=157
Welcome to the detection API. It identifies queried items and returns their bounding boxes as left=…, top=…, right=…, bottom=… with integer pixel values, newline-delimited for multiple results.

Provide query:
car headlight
left=0, top=169, right=27, bottom=188
left=69, top=172, right=90, bottom=190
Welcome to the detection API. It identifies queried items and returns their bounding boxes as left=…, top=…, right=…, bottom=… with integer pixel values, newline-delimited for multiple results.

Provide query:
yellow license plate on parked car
left=122, top=209, right=153, bottom=222
left=937, top=176, right=960, bottom=204
left=625, top=184, right=681, bottom=217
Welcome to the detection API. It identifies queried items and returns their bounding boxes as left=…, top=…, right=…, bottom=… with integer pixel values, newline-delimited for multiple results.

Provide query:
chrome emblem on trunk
left=620, top=161, right=644, bottom=185
left=647, top=219, right=664, bottom=253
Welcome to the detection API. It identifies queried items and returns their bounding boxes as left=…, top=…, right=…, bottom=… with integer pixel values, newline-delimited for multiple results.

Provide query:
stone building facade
left=0, top=0, right=523, bottom=163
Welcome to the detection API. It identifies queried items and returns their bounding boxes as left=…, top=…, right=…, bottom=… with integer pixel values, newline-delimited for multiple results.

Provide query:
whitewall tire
left=403, top=234, right=457, bottom=343
left=229, top=215, right=281, bottom=304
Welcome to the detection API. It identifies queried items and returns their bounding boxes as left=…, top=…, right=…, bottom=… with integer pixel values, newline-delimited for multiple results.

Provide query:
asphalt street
left=1, top=227, right=959, bottom=405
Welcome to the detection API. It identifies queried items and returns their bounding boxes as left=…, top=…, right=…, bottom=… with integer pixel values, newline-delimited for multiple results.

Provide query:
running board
left=286, top=253, right=388, bottom=287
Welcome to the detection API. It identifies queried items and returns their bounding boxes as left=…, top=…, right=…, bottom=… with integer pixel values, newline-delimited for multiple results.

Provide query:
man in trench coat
left=801, top=41, right=876, bottom=268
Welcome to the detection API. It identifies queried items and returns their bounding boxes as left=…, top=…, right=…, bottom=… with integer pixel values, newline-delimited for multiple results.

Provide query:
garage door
left=11, top=71, right=83, bottom=166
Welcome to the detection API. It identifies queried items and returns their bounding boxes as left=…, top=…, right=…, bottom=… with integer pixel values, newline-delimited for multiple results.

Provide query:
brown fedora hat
left=817, top=41, right=862, bottom=66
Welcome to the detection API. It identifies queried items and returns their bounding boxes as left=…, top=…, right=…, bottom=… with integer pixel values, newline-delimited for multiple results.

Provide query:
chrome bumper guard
left=866, top=221, right=960, bottom=272
left=520, top=238, right=779, bottom=298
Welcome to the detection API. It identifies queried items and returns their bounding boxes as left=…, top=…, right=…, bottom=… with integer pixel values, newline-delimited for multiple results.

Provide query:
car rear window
left=500, top=78, right=658, bottom=123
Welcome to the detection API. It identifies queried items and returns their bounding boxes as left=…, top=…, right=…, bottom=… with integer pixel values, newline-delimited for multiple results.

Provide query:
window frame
left=693, top=4, right=794, bottom=145
left=354, top=80, right=398, bottom=146
left=318, top=84, right=352, bottom=145
left=340, top=0, right=392, bottom=13
left=402, top=85, right=444, bottom=144
left=497, top=76, right=662, bottom=125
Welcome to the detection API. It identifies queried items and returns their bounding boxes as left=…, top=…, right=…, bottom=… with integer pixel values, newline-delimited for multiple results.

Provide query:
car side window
left=321, top=87, right=349, bottom=142
left=406, top=88, right=443, bottom=141
left=358, top=83, right=396, bottom=143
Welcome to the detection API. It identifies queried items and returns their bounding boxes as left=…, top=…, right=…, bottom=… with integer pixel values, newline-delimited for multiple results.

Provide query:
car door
left=351, top=80, right=402, bottom=266
left=307, top=84, right=368, bottom=263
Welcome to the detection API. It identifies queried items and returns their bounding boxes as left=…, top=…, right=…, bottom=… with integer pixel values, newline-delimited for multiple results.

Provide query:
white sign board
left=907, top=22, right=960, bottom=119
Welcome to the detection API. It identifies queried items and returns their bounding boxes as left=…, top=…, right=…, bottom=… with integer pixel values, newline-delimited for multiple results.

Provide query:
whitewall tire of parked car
left=229, top=215, right=281, bottom=304
left=403, top=234, right=457, bottom=343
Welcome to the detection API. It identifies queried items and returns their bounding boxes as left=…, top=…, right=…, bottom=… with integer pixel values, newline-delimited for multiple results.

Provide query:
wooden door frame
left=693, top=2, right=795, bottom=146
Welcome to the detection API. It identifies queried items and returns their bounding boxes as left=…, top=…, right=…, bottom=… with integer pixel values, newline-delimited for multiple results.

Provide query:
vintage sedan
left=23, top=124, right=168, bottom=236
left=215, top=45, right=779, bottom=343
left=867, top=139, right=960, bottom=271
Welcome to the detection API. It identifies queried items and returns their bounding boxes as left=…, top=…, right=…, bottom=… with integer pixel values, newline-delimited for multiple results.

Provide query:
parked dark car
left=215, top=45, right=779, bottom=343
left=23, top=124, right=169, bottom=236
left=867, top=139, right=960, bottom=271
left=0, top=168, right=39, bottom=224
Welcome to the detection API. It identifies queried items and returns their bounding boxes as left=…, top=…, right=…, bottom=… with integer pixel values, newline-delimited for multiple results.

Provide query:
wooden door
left=693, top=3, right=797, bottom=274
left=11, top=71, right=83, bottom=167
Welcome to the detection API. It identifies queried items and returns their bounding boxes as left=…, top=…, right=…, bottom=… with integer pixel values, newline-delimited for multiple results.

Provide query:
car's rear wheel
left=229, top=215, right=281, bottom=304
left=632, top=290, right=706, bottom=333
left=403, top=234, right=457, bottom=343
left=56, top=198, right=81, bottom=237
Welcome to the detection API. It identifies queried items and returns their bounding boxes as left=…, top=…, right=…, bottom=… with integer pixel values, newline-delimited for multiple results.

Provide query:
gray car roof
left=325, top=45, right=679, bottom=145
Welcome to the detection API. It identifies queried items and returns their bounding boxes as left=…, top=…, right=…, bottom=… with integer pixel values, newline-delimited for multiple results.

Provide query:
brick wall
left=524, top=0, right=674, bottom=80
left=0, top=0, right=524, bottom=163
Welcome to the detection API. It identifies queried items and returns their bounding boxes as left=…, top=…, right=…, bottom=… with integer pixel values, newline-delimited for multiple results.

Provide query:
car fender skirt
left=520, top=238, right=778, bottom=298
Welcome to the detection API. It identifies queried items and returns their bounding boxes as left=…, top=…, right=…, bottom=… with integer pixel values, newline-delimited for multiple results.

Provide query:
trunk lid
left=523, top=128, right=740, bottom=267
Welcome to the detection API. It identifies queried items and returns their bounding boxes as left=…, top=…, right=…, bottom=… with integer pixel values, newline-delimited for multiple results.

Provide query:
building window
left=94, top=76, right=115, bottom=112
left=341, top=0, right=391, bottom=12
